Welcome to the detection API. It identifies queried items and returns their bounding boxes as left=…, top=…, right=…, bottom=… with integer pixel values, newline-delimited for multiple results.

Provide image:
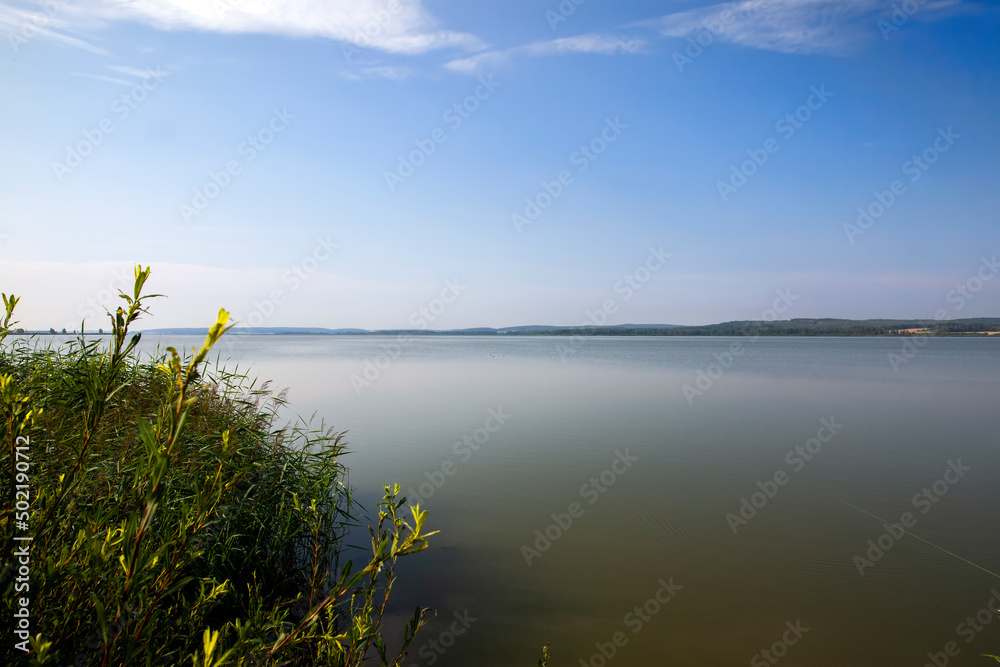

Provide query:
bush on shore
left=1, top=267, right=434, bottom=666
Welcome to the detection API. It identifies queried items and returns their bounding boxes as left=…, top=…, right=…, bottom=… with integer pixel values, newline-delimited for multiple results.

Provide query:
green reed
left=0, top=266, right=436, bottom=666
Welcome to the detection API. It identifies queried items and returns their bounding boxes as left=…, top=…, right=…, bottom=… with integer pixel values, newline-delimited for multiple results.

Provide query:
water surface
left=138, top=334, right=1000, bottom=666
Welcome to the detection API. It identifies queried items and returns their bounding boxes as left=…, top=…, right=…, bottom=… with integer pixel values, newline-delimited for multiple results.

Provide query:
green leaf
left=90, top=593, right=108, bottom=644
left=139, top=417, right=157, bottom=452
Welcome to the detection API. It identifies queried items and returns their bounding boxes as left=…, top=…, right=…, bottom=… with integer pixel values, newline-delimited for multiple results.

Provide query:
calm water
left=137, top=334, right=1000, bottom=666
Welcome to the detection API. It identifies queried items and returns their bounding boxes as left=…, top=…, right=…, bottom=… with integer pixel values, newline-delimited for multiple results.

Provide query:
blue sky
left=1, top=0, right=998, bottom=330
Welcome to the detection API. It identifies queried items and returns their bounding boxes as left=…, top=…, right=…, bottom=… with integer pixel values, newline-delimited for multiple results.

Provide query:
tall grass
left=1, top=267, right=435, bottom=666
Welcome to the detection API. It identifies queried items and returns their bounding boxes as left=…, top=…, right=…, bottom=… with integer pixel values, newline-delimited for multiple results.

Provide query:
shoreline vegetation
left=0, top=266, right=550, bottom=666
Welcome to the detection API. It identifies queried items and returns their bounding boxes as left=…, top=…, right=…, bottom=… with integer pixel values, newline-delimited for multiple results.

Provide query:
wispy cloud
left=69, top=73, right=133, bottom=85
left=27, top=0, right=485, bottom=55
left=446, top=34, right=645, bottom=74
left=0, top=3, right=110, bottom=55
left=643, top=0, right=878, bottom=54
left=341, top=64, right=418, bottom=81
left=639, top=0, right=968, bottom=55
left=70, top=64, right=171, bottom=86
left=362, top=65, right=416, bottom=80
left=524, top=34, right=647, bottom=56
left=107, top=64, right=159, bottom=78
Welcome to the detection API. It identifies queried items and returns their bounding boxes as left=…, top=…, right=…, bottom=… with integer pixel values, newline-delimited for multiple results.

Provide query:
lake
left=138, top=334, right=1000, bottom=666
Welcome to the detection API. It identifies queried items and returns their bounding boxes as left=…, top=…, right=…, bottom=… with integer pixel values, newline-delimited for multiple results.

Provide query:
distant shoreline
left=139, top=318, right=1000, bottom=337
left=20, top=318, right=1000, bottom=338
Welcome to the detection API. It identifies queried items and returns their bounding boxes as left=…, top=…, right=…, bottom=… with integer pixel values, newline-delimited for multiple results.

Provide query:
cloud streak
left=70, top=64, right=173, bottom=86
left=69, top=73, right=133, bottom=85
left=1, top=3, right=110, bottom=55
left=641, top=0, right=969, bottom=55
left=446, top=34, right=645, bottom=73
left=3, top=0, right=483, bottom=56
left=644, top=0, right=881, bottom=55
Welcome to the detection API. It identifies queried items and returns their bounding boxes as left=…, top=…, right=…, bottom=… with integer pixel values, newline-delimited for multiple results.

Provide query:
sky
left=0, top=0, right=998, bottom=330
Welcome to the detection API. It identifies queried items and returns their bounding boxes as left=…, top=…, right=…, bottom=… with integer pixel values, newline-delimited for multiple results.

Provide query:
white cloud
left=2, top=0, right=482, bottom=56
left=524, top=34, right=646, bottom=56
left=646, top=0, right=880, bottom=54
left=359, top=64, right=417, bottom=80
left=69, top=64, right=170, bottom=85
left=444, top=51, right=506, bottom=74
left=89, top=0, right=478, bottom=53
left=106, top=64, right=160, bottom=77
left=69, top=73, right=133, bottom=85
left=642, top=0, right=970, bottom=55
left=0, top=3, right=110, bottom=55
left=446, top=33, right=645, bottom=74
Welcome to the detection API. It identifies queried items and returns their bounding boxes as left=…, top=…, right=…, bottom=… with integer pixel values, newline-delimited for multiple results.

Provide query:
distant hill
left=134, top=319, right=1000, bottom=337
left=138, top=324, right=681, bottom=336
left=500, top=324, right=680, bottom=333
left=142, top=327, right=370, bottom=336
left=524, top=318, right=1000, bottom=337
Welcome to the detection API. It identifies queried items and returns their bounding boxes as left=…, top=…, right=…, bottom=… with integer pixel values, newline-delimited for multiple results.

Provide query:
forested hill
left=528, top=318, right=1000, bottom=337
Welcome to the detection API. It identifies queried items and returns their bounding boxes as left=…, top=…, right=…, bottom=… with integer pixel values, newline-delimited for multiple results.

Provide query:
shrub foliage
left=0, top=267, right=435, bottom=666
